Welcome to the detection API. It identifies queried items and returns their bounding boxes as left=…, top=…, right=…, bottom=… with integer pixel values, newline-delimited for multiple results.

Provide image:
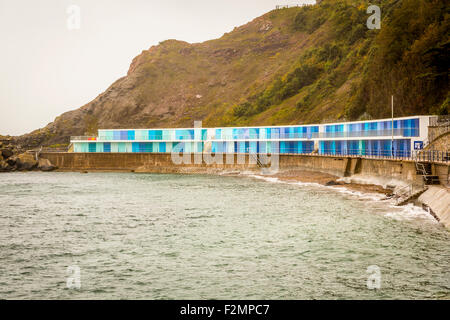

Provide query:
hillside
left=13, top=0, right=449, bottom=149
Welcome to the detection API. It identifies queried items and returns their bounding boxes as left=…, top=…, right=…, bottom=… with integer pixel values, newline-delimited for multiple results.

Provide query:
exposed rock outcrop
left=1, top=148, right=14, bottom=159
left=0, top=140, right=18, bottom=172
left=0, top=159, right=12, bottom=172
left=37, top=158, right=56, bottom=172
left=0, top=142, right=57, bottom=173
left=13, top=153, right=38, bottom=171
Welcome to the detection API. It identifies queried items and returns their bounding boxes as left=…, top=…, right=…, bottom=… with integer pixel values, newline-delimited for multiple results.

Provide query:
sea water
left=0, top=172, right=448, bottom=299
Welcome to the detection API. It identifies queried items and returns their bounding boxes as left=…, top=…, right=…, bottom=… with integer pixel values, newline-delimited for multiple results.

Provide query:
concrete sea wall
left=41, top=152, right=447, bottom=184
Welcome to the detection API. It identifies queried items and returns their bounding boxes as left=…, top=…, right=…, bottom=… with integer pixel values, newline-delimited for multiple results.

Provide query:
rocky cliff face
left=12, top=0, right=449, bottom=149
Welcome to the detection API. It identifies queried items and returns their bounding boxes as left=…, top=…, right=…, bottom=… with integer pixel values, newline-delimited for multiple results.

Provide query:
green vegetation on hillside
left=217, top=0, right=448, bottom=126
left=354, top=0, right=449, bottom=118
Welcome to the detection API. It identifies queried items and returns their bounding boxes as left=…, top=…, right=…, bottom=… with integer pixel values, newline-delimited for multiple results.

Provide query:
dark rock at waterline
left=1, top=148, right=13, bottom=159
left=0, top=160, right=10, bottom=172
left=40, top=166, right=56, bottom=172
left=0, top=149, right=57, bottom=173
left=38, top=158, right=56, bottom=172
left=325, top=180, right=342, bottom=186
left=17, top=160, right=37, bottom=171
left=6, top=157, right=16, bottom=166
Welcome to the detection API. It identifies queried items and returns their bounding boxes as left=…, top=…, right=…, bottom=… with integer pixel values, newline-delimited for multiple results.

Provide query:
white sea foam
left=244, top=173, right=437, bottom=224
left=246, top=174, right=283, bottom=184
left=290, top=180, right=326, bottom=188
left=328, top=186, right=386, bottom=201
left=338, top=175, right=408, bottom=190
left=385, top=203, right=437, bottom=222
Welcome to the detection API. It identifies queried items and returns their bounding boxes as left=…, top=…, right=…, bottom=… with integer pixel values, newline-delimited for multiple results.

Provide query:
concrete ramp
left=419, top=186, right=450, bottom=230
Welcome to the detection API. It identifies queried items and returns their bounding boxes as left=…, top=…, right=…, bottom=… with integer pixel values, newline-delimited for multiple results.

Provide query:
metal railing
left=427, top=116, right=450, bottom=146
left=318, top=150, right=411, bottom=159
left=319, top=129, right=419, bottom=138
left=96, top=135, right=200, bottom=141
left=278, top=149, right=449, bottom=163
left=429, top=115, right=450, bottom=127
left=412, top=150, right=450, bottom=163
left=41, top=147, right=69, bottom=153
left=70, top=136, right=97, bottom=141
left=207, top=149, right=448, bottom=162
left=275, top=4, right=311, bottom=9
left=213, top=129, right=418, bottom=140
left=88, top=129, right=420, bottom=141
left=396, top=184, right=414, bottom=197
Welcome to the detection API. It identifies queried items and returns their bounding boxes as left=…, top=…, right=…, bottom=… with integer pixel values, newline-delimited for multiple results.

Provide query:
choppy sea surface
left=0, top=172, right=448, bottom=299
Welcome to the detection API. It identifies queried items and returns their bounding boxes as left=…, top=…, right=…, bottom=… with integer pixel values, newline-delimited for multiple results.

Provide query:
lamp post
left=391, top=95, right=394, bottom=157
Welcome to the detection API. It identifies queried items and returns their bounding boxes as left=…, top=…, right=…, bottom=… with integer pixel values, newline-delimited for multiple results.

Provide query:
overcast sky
left=0, top=0, right=315, bottom=135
